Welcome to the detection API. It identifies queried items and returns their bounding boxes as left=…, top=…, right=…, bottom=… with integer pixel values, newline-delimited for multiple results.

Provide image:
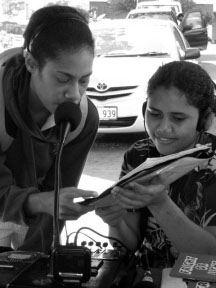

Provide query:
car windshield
left=137, top=3, right=181, bottom=14
left=128, top=12, right=173, bottom=21
left=91, top=22, right=173, bottom=57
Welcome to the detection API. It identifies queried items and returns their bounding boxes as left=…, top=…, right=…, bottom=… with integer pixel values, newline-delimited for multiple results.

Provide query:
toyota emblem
left=96, top=83, right=108, bottom=91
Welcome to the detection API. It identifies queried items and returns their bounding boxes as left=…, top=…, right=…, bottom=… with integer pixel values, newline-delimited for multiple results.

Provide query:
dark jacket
left=0, top=51, right=99, bottom=253
left=120, top=133, right=216, bottom=268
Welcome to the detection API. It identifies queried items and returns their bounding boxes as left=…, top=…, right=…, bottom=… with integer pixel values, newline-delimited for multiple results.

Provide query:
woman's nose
left=64, top=84, right=81, bottom=104
left=156, top=118, right=172, bottom=133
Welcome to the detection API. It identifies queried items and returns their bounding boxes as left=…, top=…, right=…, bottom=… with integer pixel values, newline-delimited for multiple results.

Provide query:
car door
left=180, top=8, right=208, bottom=50
left=172, top=24, right=200, bottom=62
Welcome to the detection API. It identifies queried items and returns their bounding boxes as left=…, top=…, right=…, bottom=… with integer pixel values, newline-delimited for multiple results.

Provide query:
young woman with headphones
left=96, top=61, right=216, bottom=268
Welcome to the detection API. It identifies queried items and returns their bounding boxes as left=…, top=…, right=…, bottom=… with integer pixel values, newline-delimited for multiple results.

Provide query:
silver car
left=87, top=19, right=200, bottom=134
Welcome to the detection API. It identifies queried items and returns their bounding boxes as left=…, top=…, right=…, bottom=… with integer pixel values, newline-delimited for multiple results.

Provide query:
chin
left=156, top=144, right=178, bottom=156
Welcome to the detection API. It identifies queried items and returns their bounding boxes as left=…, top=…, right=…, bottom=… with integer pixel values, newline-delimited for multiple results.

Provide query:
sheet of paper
left=78, top=145, right=212, bottom=208
left=118, top=145, right=211, bottom=184
left=161, top=268, right=187, bottom=288
left=82, top=156, right=209, bottom=208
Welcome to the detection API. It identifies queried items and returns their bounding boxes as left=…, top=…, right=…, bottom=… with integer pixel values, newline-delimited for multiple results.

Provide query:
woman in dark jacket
left=0, top=5, right=99, bottom=252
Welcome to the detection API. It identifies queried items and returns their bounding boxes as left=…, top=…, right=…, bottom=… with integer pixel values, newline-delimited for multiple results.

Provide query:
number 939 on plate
left=97, top=106, right=117, bottom=120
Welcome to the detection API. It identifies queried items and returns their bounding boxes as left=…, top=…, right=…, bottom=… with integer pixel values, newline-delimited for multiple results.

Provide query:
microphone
left=54, top=101, right=82, bottom=143
left=134, top=269, right=158, bottom=288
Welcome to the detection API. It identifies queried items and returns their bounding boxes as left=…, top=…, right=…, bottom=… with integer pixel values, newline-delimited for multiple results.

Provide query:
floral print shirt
left=119, top=132, right=216, bottom=267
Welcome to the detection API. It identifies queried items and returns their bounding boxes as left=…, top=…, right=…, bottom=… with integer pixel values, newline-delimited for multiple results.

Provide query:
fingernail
left=111, top=193, right=116, bottom=199
left=111, top=188, right=117, bottom=196
left=128, top=182, right=135, bottom=188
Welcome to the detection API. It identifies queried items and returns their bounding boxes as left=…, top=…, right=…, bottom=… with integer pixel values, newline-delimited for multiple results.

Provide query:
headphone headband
left=28, top=13, right=88, bottom=52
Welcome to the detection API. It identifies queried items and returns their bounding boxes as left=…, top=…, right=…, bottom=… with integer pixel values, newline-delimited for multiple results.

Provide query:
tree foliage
left=109, top=0, right=196, bottom=15
left=179, top=0, right=213, bottom=24
left=105, top=0, right=213, bottom=23
left=178, top=0, right=196, bottom=14
left=108, top=0, right=136, bottom=18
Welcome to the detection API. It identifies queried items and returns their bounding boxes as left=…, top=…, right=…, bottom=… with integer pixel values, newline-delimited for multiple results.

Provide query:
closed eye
left=57, top=76, right=70, bottom=84
left=148, top=111, right=161, bottom=117
left=80, top=77, right=90, bottom=85
left=172, top=117, right=185, bottom=122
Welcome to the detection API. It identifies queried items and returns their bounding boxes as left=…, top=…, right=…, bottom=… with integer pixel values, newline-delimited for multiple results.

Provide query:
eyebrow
left=149, top=107, right=188, bottom=116
left=57, top=71, right=93, bottom=78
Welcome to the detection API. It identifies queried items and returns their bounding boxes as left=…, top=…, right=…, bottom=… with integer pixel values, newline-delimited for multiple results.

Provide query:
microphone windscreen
left=54, top=102, right=82, bottom=131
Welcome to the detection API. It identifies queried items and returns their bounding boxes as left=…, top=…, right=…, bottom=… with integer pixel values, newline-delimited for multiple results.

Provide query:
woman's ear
left=24, top=52, right=38, bottom=73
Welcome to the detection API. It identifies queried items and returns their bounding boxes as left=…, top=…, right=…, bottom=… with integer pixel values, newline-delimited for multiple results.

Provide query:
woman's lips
left=155, top=135, right=176, bottom=144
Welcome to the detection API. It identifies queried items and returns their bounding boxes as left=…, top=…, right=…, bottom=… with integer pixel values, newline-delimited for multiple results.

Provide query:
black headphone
left=197, top=107, right=213, bottom=132
left=142, top=101, right=147, bottom=119
left=142, top=101, right=213, bottom=132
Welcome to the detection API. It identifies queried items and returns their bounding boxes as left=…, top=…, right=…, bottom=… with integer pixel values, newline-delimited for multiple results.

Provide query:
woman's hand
left=111, top=176, right=168, bottom=210
left=25, top=187, right=98, bottom=220
left=57, top=187, right=98, bottom=220
left=95, top=204, right=126, bottom=227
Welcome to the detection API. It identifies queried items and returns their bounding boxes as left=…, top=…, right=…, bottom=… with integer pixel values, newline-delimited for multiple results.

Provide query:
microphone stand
left=48, top=121, right=91, bottom=286
left=49, top=122, right=71, bottom=282
left=53, top=122, right=71, bottom=250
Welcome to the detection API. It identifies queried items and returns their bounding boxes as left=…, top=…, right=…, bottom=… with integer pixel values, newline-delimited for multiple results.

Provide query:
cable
left=64, top=222, right=69, bottom=244
left=143, top=101, right=150, bottom=158
left=73, top=226, right=134, bottom=254
left=53, top=140, right=64, bottom=249
left=67, top=231, right=103, bottom=249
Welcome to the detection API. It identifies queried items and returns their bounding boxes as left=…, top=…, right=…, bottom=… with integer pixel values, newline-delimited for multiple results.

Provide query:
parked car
left=126, top=7, right=178, bottom=25
left=127, top=6, right=208, bottom=50
left=180, top=8, right=208, bottom=50
left=136, top=0, right=183, bottom=15
left=88, top=19, right=200, bottom=134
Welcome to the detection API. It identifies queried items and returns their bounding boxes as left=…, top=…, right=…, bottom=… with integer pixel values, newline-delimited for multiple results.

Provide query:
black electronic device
left=0, top=250, right=50, bottom=287
left=0, top=245, right=138, bottom=288
left=48, top=245, right=91, bottom=285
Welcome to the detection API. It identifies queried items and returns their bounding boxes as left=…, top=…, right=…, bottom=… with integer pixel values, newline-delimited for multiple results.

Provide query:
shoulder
left=87, top=98, right=99, bottom=126
left=202, top=132, right=216, bottom=155
left=127, top=138, right=157, bottom=158
left=123, top=138, right=156, bottom=168
left=0, top=67, right=14, bottom=151
left=120, top=138, right=158, bottom=178
left=65, top=95, right=99, bottom=144
left=0, top=47, right=22, bottom=67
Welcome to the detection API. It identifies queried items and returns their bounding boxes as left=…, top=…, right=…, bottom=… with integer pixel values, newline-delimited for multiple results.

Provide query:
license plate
left=98, top=107, right=117, bottom=120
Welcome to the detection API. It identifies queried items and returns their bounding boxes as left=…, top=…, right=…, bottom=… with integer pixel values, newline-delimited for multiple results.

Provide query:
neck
left=194, top=131, right=201, bottom=146
left=28, top=85, right=50, bottom=129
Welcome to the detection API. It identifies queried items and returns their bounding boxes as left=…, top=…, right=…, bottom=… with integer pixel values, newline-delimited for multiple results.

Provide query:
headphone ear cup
left=142, top=101, right=147, bottom=118
left=197, top=108, right=213, bottom=132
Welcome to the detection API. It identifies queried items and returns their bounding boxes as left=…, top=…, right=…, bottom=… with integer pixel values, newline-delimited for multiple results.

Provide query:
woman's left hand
left=111, top=176, right=168, bottom=210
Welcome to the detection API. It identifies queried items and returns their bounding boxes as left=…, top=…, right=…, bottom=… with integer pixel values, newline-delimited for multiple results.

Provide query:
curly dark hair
left=147, top=61, right=216, bottom=113
left=23, top=5, right=95, bottom=69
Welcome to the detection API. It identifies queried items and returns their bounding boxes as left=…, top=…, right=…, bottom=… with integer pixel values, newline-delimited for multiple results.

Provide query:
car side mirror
left=183, top=24, right=193, bottom=32
left=185, top=48, right=200, bottom=60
